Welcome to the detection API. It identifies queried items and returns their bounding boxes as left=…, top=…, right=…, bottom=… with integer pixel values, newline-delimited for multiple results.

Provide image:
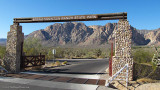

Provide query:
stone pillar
left=112, top=19, right=133, bottom=80
left=3, top=23, right=24, bottom=73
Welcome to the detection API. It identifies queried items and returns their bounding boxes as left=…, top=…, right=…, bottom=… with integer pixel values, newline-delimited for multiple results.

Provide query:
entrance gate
left=21, top=53, right=45, bottom=69
left=2, top=12, right=133, bottom=80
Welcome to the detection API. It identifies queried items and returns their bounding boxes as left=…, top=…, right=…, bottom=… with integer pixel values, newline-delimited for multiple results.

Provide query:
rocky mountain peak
left=25, top=22, right=159, bottom=47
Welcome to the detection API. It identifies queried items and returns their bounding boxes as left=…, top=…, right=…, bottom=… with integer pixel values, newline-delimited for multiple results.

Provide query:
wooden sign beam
left=14, top=12, right=127, bottom=23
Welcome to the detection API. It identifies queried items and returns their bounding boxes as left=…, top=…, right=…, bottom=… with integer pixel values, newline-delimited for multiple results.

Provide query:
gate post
left=112, top=19, right=133, bottom=80
left=109, top=38, right=113, bottom=76
left=3, top=23, right=24, bottom=73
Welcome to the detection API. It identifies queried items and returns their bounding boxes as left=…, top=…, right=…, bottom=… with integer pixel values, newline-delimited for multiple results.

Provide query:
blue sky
left=0, top=0, right=160, bottom=38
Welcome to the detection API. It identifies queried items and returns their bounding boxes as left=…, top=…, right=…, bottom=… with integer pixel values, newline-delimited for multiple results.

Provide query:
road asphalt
left=0, top=77, right=98, bottom=90
left=0, top=59, right=116, bottom=90
left=41, top=58, right=109, bottom=75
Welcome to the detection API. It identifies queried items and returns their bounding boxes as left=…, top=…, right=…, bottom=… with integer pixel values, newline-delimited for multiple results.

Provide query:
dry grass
left=111, top=79, right=159, bottom=90
left=55, top=61, right=61, bottom=66
left=140, top=63, right=152, bottom=66
left=62, top=61, right=67, bottom=65
left=45, top=61, right=68, bottom=67
left=24, top=61, right=68, bottom=70
left=137, top=78, right=158, bottom=83
left=25, top=66, right=43, bottom=71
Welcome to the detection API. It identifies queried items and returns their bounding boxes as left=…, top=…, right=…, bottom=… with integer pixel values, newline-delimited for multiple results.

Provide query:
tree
left=47, top=50, right=53, bottom=60
left=133, top=49, right=153, bottom=63
left=94, top=49, right=102, bottom=57
left=23, top=38, right=42, bottom=55
left=55, top=47, right=64, bottom=58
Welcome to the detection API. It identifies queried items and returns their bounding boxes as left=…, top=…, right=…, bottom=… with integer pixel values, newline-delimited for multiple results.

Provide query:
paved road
left=0, top=81, right=67, bottom=90
left=43, top=59, right=109, bottom=75
left=0, top=77, right=99, bottom=90
left=0, top=59, right=115, bottom=90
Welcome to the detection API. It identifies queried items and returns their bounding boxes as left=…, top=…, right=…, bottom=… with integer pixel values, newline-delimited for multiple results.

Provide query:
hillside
left=1, top=22, right=160, bottom=47
left=0, top=38, right=6, bottom=46
left=143, top=28, right=160, bottom=46
left=25, top=22, right=151, bottom=47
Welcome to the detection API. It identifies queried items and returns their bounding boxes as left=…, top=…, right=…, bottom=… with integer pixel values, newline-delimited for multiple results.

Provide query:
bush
left=23, top=38, right=42, bottom=55
left=133, top=62, right=160, bottom=80
left=94, top=49, right=102, bottom=57
left=62, top=61, right=67, bottom=65
left=0, top=46, right=6, bottom=59
left=55, top=47, right=65, bottom=58
left=55, top=61, right=60, bottom=66
left=100, top=52, right=107, bottom=58
left=83, top=51, right=95, bottom=59
left=133, top=49, right=153, bottom=63
left=47, top=50, right=53, bottom=60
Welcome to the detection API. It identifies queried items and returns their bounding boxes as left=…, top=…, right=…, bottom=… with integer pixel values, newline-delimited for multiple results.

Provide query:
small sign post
left=52, top=49, right=56, bottom=55
left=52, top=49, right=56, bottom=63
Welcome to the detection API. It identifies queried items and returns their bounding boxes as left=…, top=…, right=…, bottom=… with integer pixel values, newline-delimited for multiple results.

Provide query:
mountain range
left=0, top=38, right=6, bottom=46
left=1, top=22, right=160, bottom=47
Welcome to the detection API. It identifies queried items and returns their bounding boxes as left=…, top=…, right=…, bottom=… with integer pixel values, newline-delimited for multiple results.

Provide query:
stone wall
left=112, top=19, right=133, bottom=80
left=2, top=23, right=24, bottom=73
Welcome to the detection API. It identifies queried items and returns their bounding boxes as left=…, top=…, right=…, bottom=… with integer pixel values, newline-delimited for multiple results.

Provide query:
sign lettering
left=33, top=15, right=98, bottom=21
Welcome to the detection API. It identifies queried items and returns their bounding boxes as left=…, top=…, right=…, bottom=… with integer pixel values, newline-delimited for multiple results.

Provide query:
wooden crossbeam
left=14, top=12, right=127, bottom=23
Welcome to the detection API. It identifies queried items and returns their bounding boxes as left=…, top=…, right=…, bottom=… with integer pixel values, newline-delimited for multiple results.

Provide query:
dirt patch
left=135, top=83, right=160, bottom=90
left=98, top=67, right=160, bottom=90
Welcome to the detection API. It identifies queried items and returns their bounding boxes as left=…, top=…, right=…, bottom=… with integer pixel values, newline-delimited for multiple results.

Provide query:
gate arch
left=3, top=12, right=133, bottom=80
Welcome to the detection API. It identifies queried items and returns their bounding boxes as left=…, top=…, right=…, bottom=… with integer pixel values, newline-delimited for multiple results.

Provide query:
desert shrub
left=0, top=46, right=6, bottom=59
left=47, top=50, right=54, bottom=60
left=55, top=61, right=61, bottom=66
left=23, top=38, right=42, bottom=55
left=84, top=51, right=95, bottom=59
left=55, top=47, right=65, bottom=58
left=133, top=62, right=160, bottom=80
left=62, top=61, right=67, bottom=65
left=151, top=62, right=157, bottom=71
left=94, top=49, right=102, bottom=57
left=133, top=62, right=152, bottom=80
left=74, top=50, right=86, bottom=57
left=100, top=52, right=107, bottom=58
left=23, top=41, right=109, bottom=60
left=133, top=49, right=153, bottom=63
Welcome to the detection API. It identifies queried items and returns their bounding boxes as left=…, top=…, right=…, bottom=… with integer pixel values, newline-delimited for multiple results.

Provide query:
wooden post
left=109, top=35, right=113, bottom=76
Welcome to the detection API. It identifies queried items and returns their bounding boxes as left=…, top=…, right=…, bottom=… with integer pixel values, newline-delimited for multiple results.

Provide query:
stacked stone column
left=3, top=23, right=24, bottom=73
left=112, top=19, right=133, bottom=80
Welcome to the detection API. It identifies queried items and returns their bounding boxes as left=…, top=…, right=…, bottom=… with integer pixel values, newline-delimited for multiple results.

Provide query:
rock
left=24, top=22, right=158, bottom=47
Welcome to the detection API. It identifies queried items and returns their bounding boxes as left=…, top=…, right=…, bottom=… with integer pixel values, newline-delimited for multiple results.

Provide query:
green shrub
left=133, top=49, right=153, bottom=63
left=94, top=49, right=102, bottom=57
left=100, top=52, right=107, bottom=58
left=55, top=47, right=65, bottom=58
left=62, top=61, right=67, bottom=65
left=133, top=62, right=160, bottom=80
left=0, top=46, right=6, bottom=59
left=23, top=38, right=42, bottom=55
left=151, top=62, right=157, bottom=71
left=47, top=50, right=53, bottom=60
left=55, top=61, right=60, bottom=66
